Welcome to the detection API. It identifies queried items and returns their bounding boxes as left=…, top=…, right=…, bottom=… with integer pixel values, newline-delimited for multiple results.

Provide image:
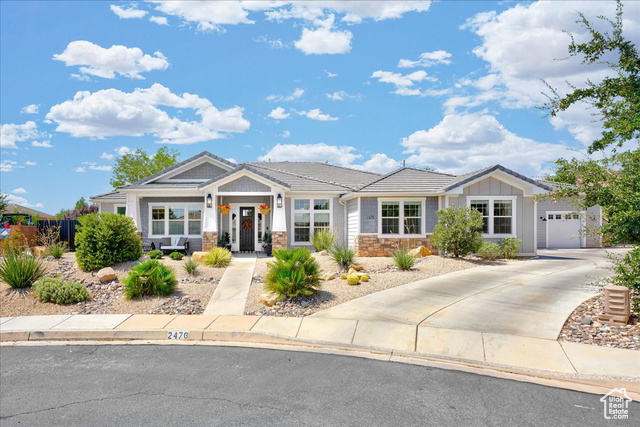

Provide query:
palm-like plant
left=265, top=247, right=321, bottom=298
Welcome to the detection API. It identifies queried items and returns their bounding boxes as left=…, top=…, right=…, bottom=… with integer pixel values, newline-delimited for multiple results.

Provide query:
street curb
left=2, top=329, right=639, bottom=398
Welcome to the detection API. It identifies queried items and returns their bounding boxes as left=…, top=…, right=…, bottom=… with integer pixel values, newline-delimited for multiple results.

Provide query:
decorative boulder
left=33, top=246, right=48, bottom=257
left=322, top=273, right=336, bottom=281
left=191, top=251, right=207, bottom=263
left=260, top=292, right=285, bottom=307
left=408, top=246, right=431, bottom=258
left=97, top=267, right=117, bottom=283
left=346, top=275, right=360, bottom=286
left=348, top=265, right=364, bottom=271
left=319, top=250, right=329, bottom=256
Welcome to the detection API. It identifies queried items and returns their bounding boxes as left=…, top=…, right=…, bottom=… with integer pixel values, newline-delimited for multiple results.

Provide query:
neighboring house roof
left=2, top=204, right=52, bottom=218
left=90, top=191, right=127, bottom=202
left=356, top=167, right=456, bottom=193
left=538, top=179, right=576, bottom=191
left=128, top=151, right=235, bottom=187
left=442, top=164, right=553, bottom=192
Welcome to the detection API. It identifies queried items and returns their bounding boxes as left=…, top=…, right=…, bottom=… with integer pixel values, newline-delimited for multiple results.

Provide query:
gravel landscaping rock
left=559, top=292, right=640, bottom=351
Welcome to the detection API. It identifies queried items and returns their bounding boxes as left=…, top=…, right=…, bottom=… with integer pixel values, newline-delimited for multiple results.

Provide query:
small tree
left=432, top=207, right=484, bottom=258
left=111, top=147, right=180, bottom=188
left=75, top=213, right=142, bottom=271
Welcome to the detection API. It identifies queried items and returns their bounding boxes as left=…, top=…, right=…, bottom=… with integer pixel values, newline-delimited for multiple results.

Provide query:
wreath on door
left=242, top=219, right=252, bottom=230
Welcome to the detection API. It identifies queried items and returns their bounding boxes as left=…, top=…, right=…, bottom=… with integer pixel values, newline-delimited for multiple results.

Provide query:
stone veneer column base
left=272, top=231, right=287, bottom=252
left=202, top=232, right=218, bottom=252
left=354, top=235, right=436, bottom=257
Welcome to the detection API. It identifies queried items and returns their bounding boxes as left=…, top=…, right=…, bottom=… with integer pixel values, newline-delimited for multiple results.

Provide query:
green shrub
left=329, top=244, right=356, bottom=270
left=432, top=207, right=484, bottom=258
left=48, top=242, right=68, bottom=259
left=346, top=274, right=360, bottom=286
left=1, top=227, right=28, bottom=254
left=265, top=247, right=321, bottom=298
left=500, top=238, right=521, bottom=259
left=75, top=213, right=142, bottom=271
left=169, top=251, right=184, bottom=260
left=183, top=257, right=199, bottom=275
left=311, top=229, right=337, bottom=252
left=391, top=248, right=415, bottom=270
left=122, top=260, right=177, bottom=300
left=203, top=247, right=232, bottom=268
left=0, top=251, right=45, bottom=289
left=478, top=242, right=501, bottom=261
left=605, top=248, right=640, bottom=312
left=33, top=276, right=91, bottom=304
left=148, top=250, right=163, bottom=260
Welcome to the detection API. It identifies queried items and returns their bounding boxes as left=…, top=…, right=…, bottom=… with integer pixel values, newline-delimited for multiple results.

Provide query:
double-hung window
left=380, top=200, right=423, bottom=236
left=468, top=197, right=516, bottom=236
left=150, top=204, right=202, bottom=237
left=293, top=198, right=331, bottom=243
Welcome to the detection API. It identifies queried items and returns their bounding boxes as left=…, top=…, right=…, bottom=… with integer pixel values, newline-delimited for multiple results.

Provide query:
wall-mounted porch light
left=276, top=193, right=283, bottom=209
left=206, top=193, right=213, bottom=209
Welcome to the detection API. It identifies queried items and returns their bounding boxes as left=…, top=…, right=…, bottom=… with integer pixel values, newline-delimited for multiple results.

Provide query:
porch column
left=125, top=193, right=139, bottom=231
left=271, top=192, right=287, bottom=251
left=202, top=192, right=218, bottom=251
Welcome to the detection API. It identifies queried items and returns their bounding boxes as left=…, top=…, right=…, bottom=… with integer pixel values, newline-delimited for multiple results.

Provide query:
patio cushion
left=177, top=237, right=188, bottom=247
left=160, top=237, right=171, bottom=247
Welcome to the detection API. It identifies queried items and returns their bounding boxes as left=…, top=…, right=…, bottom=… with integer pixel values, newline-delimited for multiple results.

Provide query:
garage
left=546, top=212, right=583, bottom=249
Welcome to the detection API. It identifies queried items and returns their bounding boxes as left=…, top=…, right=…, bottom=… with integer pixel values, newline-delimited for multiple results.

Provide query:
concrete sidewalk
left=2, top=313, right=638, bottom=388
left=203, top=254, right=256, bottom=315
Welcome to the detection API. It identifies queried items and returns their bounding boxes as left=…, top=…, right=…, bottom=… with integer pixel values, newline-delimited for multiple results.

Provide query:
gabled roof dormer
left=133, top=151, right=236, bottom=185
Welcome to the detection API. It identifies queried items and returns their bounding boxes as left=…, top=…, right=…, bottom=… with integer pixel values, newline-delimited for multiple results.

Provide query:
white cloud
left=32, top=140, right=53, bottom=148
left=20, top=104, right=39, bottom=114
left=258, top=143, right=360, bottom=166
left=70, top=73, right=92, bottom=82
left=359, top=153, right=401, bottom=173
left=75, top=167, right=86, bottom=173
left=398, top=50, right=452, bottom=68
left=254, top=35, right=287, bottom=49
left=295, top=15, right=352, bottom=55
left=326, top=90, right=362, bottom=101
left=401, top=113, right=572, bottom=176
left=1, top=121, right=42, bottom=148
left=370, top=70, right=444, bottom=97
left=266, top=88, right=304, bottom=102
left=25, top=161, right=37, bottom=166
left=325, top=70, right=338, bottom=78
left=268, top=107, right=290, bottom=120
left=53, top=40, right=169, bottom=80
left=12, top=188, right=27, bottom=194
left=1, top=160, right=22, bottom=172
left=282, top=130, right=290, bottom=138
left=5, top=194, right=43, bottom=208
left=89, top=165, right=112, bottom=172
left=149, top=16, right=168, bottom=25
left=101, top=152, right=114, bottom=160
left=115, top=146, right=132, bottom=156
left=298, top=109, right=338, bottom=121
left=110, top=4, right=147, bottom=19
left=46, top=83, right=250, bottom=144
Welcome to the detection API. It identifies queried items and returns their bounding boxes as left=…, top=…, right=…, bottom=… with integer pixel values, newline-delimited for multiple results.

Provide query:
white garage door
left=547, top=212, right=583, bottom=249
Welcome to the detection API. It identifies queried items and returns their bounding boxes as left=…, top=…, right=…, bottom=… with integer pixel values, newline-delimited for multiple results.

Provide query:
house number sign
left=167, top=331, right=190, bottom=340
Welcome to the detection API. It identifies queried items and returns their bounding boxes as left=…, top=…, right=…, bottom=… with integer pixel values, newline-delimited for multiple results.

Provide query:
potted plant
left=258, top=204, right=272, bottom=215
left=217, top=232, right=232, bottom=251
left=217, top=204, right=233, bottom=215
left=262, top=232, right=272, bottom=256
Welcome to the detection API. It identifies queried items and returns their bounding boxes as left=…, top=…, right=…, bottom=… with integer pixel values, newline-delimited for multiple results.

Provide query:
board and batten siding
left=425, top=196, right=438, bottom=234
left=446, top=176, right=536, bottom=254
left=537, top=199, right=601, bottom=248
left=347, top=198, right=359, bottom=247
left=359, top=198, right=377, bottom=234
left=138, top=196, right=204, bottom=251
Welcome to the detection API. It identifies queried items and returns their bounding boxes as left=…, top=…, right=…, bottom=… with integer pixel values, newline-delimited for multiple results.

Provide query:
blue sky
left=1, top=1, right=639, bottom=214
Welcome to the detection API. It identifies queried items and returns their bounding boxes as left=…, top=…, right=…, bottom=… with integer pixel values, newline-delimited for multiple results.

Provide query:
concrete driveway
left=313, top=249, right=625, bottom=340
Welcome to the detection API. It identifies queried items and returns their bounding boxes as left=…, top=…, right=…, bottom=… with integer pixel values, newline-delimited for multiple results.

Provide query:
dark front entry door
left=239, top=207, right=255, bottom=251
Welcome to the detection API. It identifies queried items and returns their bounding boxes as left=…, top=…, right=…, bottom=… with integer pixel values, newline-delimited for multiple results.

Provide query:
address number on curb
left=167, top=331, right=190, bottom=340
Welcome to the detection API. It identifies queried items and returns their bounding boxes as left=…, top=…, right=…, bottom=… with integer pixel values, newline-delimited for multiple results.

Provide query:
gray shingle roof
left=197, top=164, right=291, bottom=189
left=442, top=164, right=552, bottom=192
left=356, top=167, right=456, bottom=193
left=89, top=191, right=127, bottom=201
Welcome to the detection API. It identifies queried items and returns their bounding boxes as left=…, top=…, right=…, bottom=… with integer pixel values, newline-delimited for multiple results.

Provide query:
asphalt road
left=0, top=345, right=636, bottom=426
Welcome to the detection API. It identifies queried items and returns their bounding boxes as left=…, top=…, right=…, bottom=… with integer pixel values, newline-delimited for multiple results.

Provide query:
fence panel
left=38, top=220, right=80, bottom=250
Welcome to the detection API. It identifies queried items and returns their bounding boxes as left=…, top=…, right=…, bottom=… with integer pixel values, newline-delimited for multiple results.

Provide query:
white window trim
left=148, top=203, right=203, bottom=238
left=114, top=204, right=126, bottom=215
left=466, top=196, right=517, bottom=238
left=377, top=198, right=426, bottom=238
left=291, top=197, right=333, bottom=245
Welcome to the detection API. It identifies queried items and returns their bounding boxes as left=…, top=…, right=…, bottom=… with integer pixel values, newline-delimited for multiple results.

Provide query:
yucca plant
left=48, top=242, right=68, bottom=259
left=391, top=248, right=415, bottom=271
left=329, top=244, right=356, bottom=270
left=0, top=251, right=46, bottom=289
left=311, top=229, right=337, bottom=252
left=265, top=247, right=321, bottom=298
left=183, top=257, right=199, bottom=275
left=203, top=247, right=232, bottom=268
left=123, top=260, right=177, bottom=300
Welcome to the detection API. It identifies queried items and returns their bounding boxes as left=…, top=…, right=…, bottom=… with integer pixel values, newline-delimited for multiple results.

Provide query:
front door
left=239, top=207, right=255, bottom=251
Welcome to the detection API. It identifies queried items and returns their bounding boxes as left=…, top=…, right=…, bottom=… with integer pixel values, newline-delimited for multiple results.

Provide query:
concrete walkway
left=2, top=313, right=639, bottom=385
left=313, top=249, right=620, bottom=340
left=203, top=254, right=256, bottom=315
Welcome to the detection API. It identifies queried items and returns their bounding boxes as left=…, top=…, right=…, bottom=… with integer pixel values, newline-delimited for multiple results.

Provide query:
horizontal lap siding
left=347, top=199, right=358, bottom=248
left=425, top=197, right=438, bottom=234
left=360, top=198, right=377, bottom=234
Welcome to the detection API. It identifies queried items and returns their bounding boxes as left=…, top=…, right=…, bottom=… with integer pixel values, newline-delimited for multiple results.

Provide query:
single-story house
left=90, top=151, right=601, bottom=256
